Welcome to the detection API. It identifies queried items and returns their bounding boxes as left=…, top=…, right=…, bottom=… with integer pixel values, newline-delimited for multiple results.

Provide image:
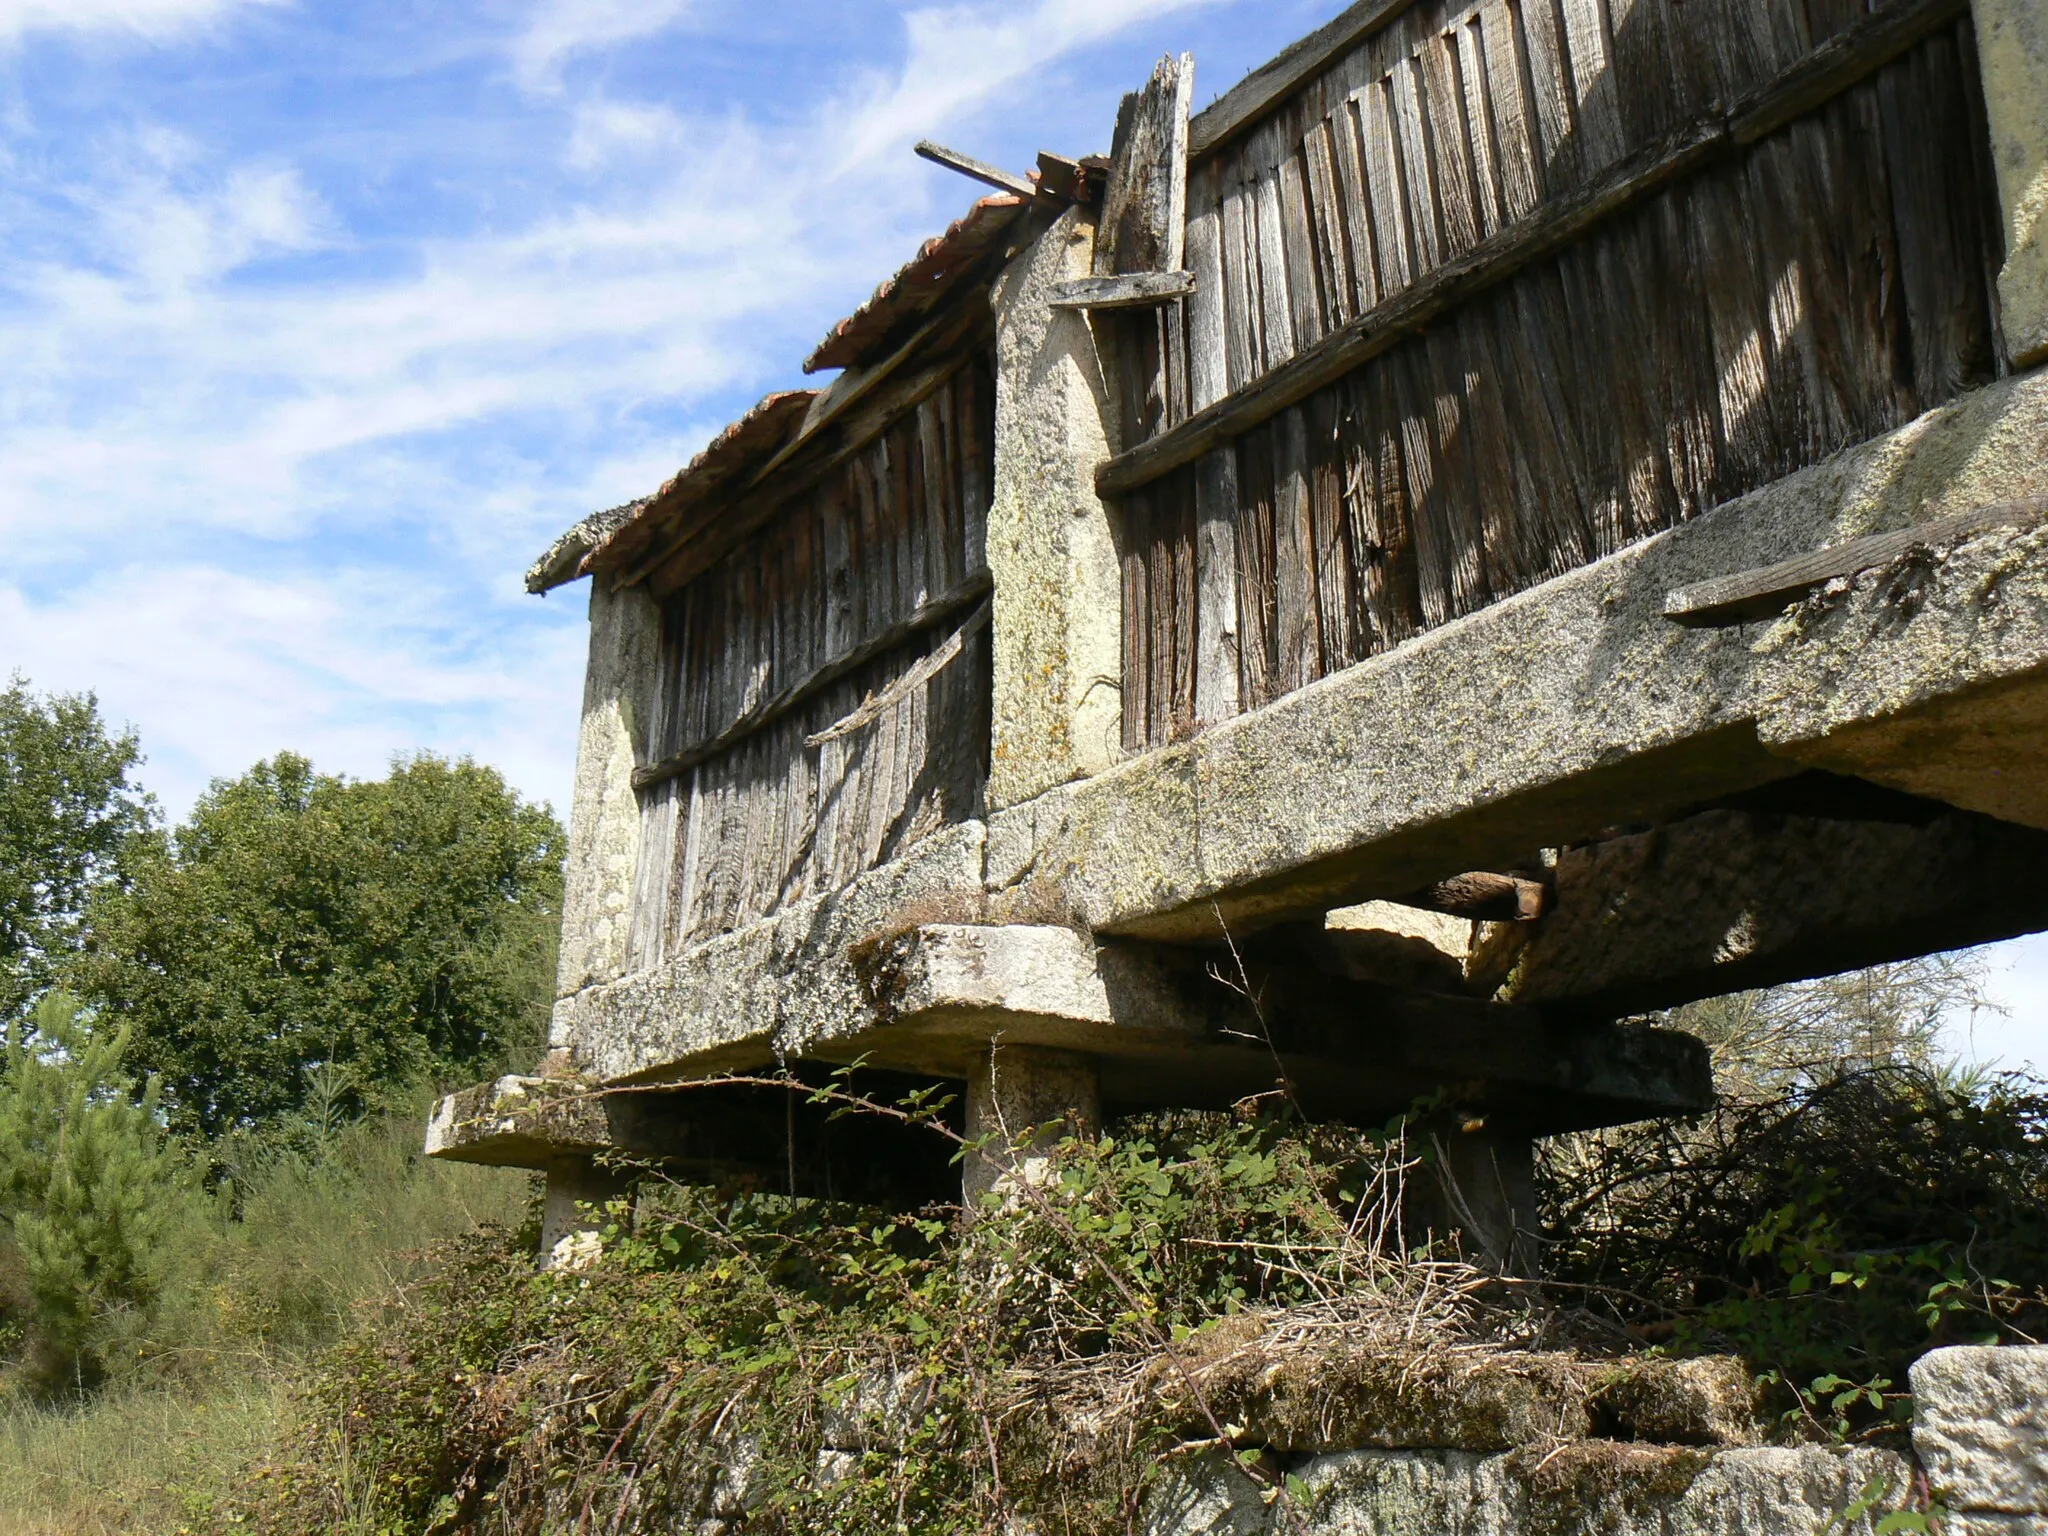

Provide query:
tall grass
left=0, top=1107, right=532, bottom=1534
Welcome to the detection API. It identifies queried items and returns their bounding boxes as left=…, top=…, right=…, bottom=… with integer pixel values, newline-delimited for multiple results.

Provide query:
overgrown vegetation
left=234, top=1059, right=2048, bottom=1536
left=0, top=673, right=2042, bottom=1533
left=0, top=679, right=554, bottom=1531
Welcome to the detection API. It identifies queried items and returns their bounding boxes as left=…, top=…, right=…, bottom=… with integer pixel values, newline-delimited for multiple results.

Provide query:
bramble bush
left=232, top=1065, right=2048, bottom=1536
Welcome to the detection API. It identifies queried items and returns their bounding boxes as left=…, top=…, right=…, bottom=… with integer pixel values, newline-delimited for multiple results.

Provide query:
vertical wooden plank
left=1194, top=448, right=1242, bottom=724
left=1390, top=56, right=1447, bottom=276
left=1359, top=79, right=1416, bottom=294
left=1121, top=495, right=1152, bottom=751
left=1251, top=151, right=1298, bottom=369
left=1185, top=177, right=1241, bottom=727
left=1306, top=389, right=1356, bottom=675
left=1420, top=29, right=1484, bottom=259
left=1454, top=16, right=1508, bottom=240
left=1330, top=95, right=1384, bottom=311
left=1233, top=427, right=1278, bottom=711
left=1184, top=189, right=1231, bottom=411
left=1519, top=0, right=1581, bottom=195
left=1558, top=0, right=1627, bottom=177
left=1877, top=28, right=2001, bottom=411
left=1482, top=0, right=1545, bottom=221
left=1219, top=177, right=1262, bottom=394
left=1096, top=51, right=1196, bottom=276
left=1277, top=149, right=1328, bottom=348
left=1272, top=406, right=1321, bottom=693
left=1364, top=364, right=1426, bottom=643
left=1301, top=119, right=1358, bottom=330
left=1605, top=0, right=1680, bottom=144
left=918, top=393, right=953, bottom=598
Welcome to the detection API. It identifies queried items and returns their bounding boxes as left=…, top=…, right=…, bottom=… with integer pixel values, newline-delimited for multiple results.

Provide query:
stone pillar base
left=1416, top=1121, right=1539, bottom=1275
left=963, top=1045, right=1101, bottom=1210
left=540, top=1156, right=635, bottom=1269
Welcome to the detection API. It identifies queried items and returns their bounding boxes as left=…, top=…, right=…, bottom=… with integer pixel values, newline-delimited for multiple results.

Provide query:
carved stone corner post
left=1972, top=0, right=2048, bottom=367
left=961, top=1044, right=1102, bottom=1210
left=539, top=1156, right=637, bottom=1270
left=986, top=205, right=1124, bottom=811
left=549, top=579, right=664, bottom=1059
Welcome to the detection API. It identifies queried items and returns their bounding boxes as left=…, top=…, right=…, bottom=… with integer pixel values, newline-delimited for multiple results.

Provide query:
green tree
left=73, top=753, right=564, bottom=1139
left=0, top=993, right=191, bottom=1390
left=0, top=680, right=153, bottom=1016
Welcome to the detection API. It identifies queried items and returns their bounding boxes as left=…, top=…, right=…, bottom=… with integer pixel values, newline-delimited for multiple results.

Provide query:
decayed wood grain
left=808, top=597, right=992, bottom=745
left=1111, top=17, right=2002, bottom=750
left=627, top=355, right=996, bottom=953
left=632, top=569, right=992, bottom=791
left=1097, top=114, right=1721, bottom=499
left=1189, top=0, right=1419, bottom=163
left=617, top=290, right=993, bottom=596
left=1046, top=270, right=1196, bottom=309
left=1096, top=0, right=1967, bottom=502
left=1665, top=499, right=2048, bottom=628
left=1097, top=53, right=1196, bottom=277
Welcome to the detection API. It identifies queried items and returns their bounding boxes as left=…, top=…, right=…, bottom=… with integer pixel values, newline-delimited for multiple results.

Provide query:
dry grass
left=0, top=1373, right=288, bottom=1536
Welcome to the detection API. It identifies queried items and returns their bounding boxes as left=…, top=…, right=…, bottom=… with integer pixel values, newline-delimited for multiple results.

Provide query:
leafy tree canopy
left=73, top=752, right=563, bottom=1139
left=0, top=680, right=153, bottom=1017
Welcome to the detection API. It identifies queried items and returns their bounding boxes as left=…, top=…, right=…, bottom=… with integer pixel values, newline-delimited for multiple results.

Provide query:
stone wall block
left=987, top=205, right=1124, bottom=810
left=1912, top=1345, right=2048, bottom=1514
left=553, top=581, right=663, bottom=1014
left=1970, top=0, right=2048, bottom=366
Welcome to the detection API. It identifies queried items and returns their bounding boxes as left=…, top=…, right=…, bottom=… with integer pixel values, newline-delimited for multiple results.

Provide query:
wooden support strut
left=1093, top=0, right=1971, bottom=501
left=1047, top=270, right=1197, bottom=311
left=915, top=140, right=1037, bottom=200
left=630, top=570, right=993, bottom=793
left=1664, top=498, right=2048, bottom=627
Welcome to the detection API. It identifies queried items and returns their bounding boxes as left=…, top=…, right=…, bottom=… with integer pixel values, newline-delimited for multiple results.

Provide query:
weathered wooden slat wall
left=1119, top=9, right=2003, bottom=750
left=628, top=357, right=995, bottom=962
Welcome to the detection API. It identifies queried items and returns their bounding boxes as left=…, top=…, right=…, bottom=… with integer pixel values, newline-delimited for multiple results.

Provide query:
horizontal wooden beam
left=1399, top=871, right=1546, bottom=922
left=915, top=140, right=1036, bottom=200
left=632, top=569, right=993, bottom=793
left=1186, top=0, right=1415, bottom=164
left=1665, top=497, right=2048, bottom=627
left=1098, top=0, right=1968, bottom=501
left=1047, top=269, right=1196, bottom=310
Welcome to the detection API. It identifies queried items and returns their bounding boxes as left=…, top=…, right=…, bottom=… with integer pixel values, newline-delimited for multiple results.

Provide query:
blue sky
left=2, top=0, right=2045, bottom=1070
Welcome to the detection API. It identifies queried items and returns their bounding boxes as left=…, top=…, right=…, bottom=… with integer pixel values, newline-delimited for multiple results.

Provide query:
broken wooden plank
left=1094, top=0, right=1964, bottom=502
left=1663, top=497, right=2048, bottom=628
left=1046, top=270, right=1197, bottom=310
left=1189, top=0, right=1418, bottom=163
left=1399, top=871, right=1547, bottom=922
left=1097, top=53, right=1196, bottom=277
left=914, top=140, right=1036, bottom=199
left=1035, top=151, right=1084, bottom=203
left=807, top=596, right=992, bottom=747
left=632, top=570, right=992, bottom=792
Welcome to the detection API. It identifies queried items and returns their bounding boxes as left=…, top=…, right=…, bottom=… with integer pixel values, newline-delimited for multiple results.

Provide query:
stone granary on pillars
left=432, top=0, right=2048, bottom=1265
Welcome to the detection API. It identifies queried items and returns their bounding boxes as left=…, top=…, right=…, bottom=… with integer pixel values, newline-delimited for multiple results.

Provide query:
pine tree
left=0, top=993, right=191, bottom=1390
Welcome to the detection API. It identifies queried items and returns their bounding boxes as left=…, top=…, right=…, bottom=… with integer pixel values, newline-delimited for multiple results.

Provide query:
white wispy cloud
left=0, top=0, right=1224, bottom=812
left=0, top=0, right=280, bottom=44
left=511, top=0, right=696, bottom=93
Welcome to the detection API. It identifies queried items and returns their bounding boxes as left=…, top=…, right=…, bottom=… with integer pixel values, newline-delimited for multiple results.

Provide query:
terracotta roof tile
left=803, top=193, right=1028, bottom=375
